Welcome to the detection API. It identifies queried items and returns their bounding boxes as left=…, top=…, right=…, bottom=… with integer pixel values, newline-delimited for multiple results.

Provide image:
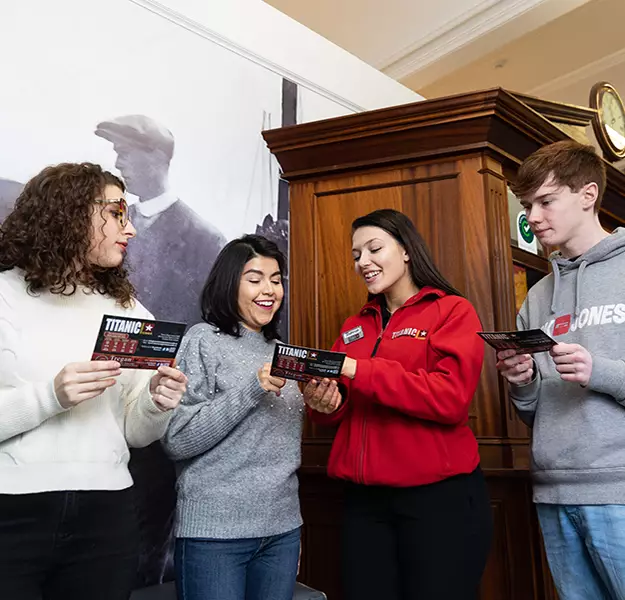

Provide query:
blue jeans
left=174, top=527, right=301, bottom=600
left=537, top=504, right=625, bottom=600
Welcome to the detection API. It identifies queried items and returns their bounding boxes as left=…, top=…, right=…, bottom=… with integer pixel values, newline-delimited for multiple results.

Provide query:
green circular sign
left=518, top=213, right=534, bottom=244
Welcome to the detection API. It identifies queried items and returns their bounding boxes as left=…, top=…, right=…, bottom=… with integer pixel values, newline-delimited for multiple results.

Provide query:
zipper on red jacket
left=358, top=310, right=391, bottom=484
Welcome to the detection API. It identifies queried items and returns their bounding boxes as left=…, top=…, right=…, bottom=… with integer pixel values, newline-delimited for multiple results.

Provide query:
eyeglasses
left=95, top=197, right=129, bottom=228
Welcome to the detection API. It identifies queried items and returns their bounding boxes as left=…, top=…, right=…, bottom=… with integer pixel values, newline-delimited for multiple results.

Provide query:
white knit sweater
left=0, top=268, right=171, bottom=494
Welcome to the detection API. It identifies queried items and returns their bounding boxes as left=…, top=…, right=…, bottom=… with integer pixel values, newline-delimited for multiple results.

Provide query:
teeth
left=364, top=271, right=381, bottom=281
left=256, top=301, right=273, bottom=306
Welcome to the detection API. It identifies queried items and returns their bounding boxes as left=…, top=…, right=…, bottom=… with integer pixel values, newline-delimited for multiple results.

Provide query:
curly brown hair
left=0, top=162, right=135, bottom=306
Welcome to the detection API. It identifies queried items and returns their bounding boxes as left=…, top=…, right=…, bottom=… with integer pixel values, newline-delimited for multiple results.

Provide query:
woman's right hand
left=54, top=361, right=122, bottom=409
left=258, top=363, right=287, bottom=396
left=303, top=379, right=342, bottom=414
left=496, top=350, right=534, bottom=385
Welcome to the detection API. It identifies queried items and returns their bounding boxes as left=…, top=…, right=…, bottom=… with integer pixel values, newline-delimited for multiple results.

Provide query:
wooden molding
left=264, top=87, right=625, bottom=221
left=508, top=91, right=596, bottom=128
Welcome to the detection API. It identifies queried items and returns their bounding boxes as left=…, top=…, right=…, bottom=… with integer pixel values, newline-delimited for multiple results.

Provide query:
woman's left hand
left=150, top=366, right=188, bottom=411
left=341, top=357, right=358, bottom=380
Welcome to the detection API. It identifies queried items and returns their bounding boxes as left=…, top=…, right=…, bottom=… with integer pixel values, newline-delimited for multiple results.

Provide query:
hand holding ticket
left=54, top=360, right=123, bottom=409
left=478, top=329, right=556, bottom=354
left=258, top=362, right=287, bottom=396
left=270, top=342, right=346, bottom=383
left=496, top=349, right=535, bottom=386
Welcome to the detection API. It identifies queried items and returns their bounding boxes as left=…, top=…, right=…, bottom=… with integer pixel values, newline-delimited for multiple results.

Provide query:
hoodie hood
left=548, top=227, right=625, bottom=316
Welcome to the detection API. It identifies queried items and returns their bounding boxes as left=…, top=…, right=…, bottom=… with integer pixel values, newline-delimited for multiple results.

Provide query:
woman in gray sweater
left=162, top=234, right=303, bottom=600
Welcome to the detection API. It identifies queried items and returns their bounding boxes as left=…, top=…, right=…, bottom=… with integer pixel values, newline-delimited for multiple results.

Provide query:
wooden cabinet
left=263, top=88, right=625, bottom=600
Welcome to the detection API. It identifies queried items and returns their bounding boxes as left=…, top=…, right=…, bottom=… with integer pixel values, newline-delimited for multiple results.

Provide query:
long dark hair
left=200, top=234, right=286, bottom=341
left=352, top=209, right=462, bottom=298
left=0, top=162, right=135, bottom=306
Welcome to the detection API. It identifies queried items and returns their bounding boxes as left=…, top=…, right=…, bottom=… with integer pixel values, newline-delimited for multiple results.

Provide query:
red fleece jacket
left=308, top=287, right=484, bottom=487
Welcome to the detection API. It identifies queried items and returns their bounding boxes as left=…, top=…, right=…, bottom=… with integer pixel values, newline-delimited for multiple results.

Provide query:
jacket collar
left=360, top=286, right=446, bottom=316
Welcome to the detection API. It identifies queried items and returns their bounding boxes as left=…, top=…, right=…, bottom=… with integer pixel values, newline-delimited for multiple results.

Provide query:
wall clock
left=590, top=81, right=625, bottom=162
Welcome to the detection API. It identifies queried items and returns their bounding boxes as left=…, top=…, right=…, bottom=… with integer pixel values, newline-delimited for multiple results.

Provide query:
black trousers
left=0, top=488, right=139, bottom=600
left=342, top=468, right=493, bottom=600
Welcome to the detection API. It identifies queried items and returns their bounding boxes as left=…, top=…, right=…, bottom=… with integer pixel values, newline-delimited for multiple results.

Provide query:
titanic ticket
left=91, top=315, right=186, bottom=369
left=270, top=342, right=346, bottom=382
left=478, top=329, right=556, bottom=354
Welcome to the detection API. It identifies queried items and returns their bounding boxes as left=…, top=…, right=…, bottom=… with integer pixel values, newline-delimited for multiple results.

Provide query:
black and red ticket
left=270, top=342, right=346, bottom=382
left=91, top=314, right=186, bottom=369
left=478, top=329, right=556, bottom=354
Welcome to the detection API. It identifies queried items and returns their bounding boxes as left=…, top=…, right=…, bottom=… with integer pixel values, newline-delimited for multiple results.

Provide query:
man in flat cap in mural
left=95, top=114, right=226, bottom=328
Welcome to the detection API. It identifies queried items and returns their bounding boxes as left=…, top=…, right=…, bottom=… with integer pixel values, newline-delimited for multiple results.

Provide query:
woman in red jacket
left=304, top=209, right=492, bottom=600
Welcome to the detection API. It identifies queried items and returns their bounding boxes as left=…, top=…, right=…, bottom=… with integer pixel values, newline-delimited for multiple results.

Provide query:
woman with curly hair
left=0, top=162, right=188, bottom=600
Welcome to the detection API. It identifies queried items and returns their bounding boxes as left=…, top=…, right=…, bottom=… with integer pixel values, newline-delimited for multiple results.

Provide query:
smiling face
left=351, top=226, right=411, bottom=296
left=237, top=255, right=284, bottom=332
left=87, top=184, right=136, bottom=268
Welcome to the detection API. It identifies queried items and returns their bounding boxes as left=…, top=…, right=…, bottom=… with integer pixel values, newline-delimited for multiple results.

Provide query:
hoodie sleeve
left=587, top=357, right=625, bottom=402
left=508, top=302, right=542, bottom=427
left=345, top=299, right=484, bottom=425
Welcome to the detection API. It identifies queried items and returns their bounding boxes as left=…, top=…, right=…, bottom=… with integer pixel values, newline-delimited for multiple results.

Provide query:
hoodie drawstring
left=550, top=260, right=561, bottom=314
left=575, top=261, right=588, bottom=318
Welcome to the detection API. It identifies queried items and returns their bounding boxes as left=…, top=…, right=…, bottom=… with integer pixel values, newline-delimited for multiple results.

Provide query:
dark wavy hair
left=0, top=162, right=135, bottom=306
left=200, top=234, right=286, bottom=341
left=352, top=209, right=462, bottom=298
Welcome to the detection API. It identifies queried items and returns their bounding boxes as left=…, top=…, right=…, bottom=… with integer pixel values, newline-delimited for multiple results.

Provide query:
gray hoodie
left=511, top=228, right=625, bottom=504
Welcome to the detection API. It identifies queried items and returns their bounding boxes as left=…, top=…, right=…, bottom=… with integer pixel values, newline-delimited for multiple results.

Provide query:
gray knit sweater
left=162, top=323, right=304, bottom=539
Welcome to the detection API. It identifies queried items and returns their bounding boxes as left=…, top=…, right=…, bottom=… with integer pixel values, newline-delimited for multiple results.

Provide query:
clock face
left=590, top=82, right=625, bottom=161
left=601, top=90, right=625, bottom=151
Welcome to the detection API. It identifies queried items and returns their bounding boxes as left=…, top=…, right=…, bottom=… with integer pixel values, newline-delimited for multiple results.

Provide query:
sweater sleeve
left=122, top=371, right=172, bottom=448
left=162, top=328, right=267, bottom=461
left=118, top=303, right=171, bottom=447
left=347, top=299, right=484, bottom=425
left=508, top=302, right=541, bottom=427
left=0, top=286, right=67, bottom=443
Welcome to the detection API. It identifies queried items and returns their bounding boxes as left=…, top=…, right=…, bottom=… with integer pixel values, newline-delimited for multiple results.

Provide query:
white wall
left=139, top=0, right=422, bottom=114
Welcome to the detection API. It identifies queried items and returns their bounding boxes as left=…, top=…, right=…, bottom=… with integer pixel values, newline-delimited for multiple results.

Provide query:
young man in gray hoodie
left=498, top=140, right=625, bottom=600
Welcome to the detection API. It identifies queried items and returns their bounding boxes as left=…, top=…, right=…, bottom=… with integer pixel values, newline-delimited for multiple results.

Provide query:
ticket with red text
left=270, top=342, right=346, bottom=382
left=91, top=314, right=186, bottom=369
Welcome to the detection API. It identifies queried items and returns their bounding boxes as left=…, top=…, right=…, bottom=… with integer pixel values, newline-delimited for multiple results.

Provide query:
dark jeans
left=0, top=488, right=139, bottom=600
left=175, top=527, right=301, bottom=600
left=342, top=467, right=493, bottom=600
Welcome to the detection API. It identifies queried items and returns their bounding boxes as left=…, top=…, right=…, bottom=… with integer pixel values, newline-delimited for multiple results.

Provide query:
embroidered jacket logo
left=542, top=303, right=625, bottom=336
left=391, top=328, right=428, bottom=340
